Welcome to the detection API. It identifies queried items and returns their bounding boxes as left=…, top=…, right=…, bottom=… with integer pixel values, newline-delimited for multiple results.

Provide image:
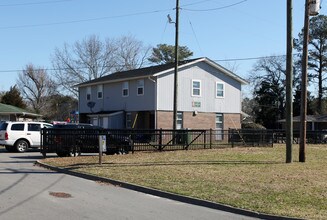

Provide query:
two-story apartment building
left=77, top=57, right=248, bottom=130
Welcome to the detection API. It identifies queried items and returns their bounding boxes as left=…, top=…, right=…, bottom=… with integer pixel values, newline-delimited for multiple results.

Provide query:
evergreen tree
left=295, top=15, right=327, bottom=114
left=148, top=44, right=193, bottom=64
left=1, top=85, right=26, bottom=109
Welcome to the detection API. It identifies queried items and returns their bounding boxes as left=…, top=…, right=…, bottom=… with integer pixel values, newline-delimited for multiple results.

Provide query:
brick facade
left=156, top=111, right=174, bottom=129
left=156, top=111, right=241, bottom=130
left=223, top=113, right=241, bottom=129
left=183, top=112, right=215, bottom=129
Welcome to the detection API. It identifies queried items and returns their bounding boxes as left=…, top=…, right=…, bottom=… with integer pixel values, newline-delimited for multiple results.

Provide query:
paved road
left=0, top=148, right=259, bottom=220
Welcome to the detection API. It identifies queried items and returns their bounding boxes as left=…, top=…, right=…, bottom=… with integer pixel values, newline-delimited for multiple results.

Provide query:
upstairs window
left=216, top=82, right=225, bottom=98
left=122, top=82, right=129, bottom=97
left=192, top=80, right=201, bottom=96
left=137, top=79, right=144, bottom=96
left=86, top=86, right=91, bottom=101
left=97, top=85, right=103, bottom=99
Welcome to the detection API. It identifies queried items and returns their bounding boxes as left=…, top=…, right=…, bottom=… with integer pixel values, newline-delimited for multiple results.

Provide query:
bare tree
left=250, top=56, right=287, bottom=129
left=114, top=35, right=150, bottom=71
left=52, top=35, right=150, bottom=97
left=17, top=64, right=57, bottom=114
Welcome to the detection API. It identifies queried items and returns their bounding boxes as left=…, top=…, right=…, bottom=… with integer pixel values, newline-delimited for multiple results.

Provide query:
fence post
left=231, top=129, right=234, bottom=148
left=203, top=130, right=206, bottom=149
left=209, top=129, right=212, bottom=149
left=159, top=128, right=163, bottom=151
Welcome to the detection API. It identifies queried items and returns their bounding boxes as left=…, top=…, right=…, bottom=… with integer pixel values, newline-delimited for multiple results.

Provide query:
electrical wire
left=0, top=0, right=72, bottom=7
left=183, top=0, right=247, bottom=12
left=0, top=8, right=173, bottom=30
left=0, top=54, right=301, bottom=74
left=181, top=0, right=216, bottom=7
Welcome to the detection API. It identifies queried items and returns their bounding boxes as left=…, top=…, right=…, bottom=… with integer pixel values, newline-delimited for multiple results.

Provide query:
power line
left=0, top=54, right=301, bottom=73
left=0, top=0, right=72, bottom=7
left=0, top=8, right=172, bottom=30
left=183, top=0, right=248, bottom=12
left=181, top=0, right=216, bottom=7
left=214, top=54, right=301, bottom=62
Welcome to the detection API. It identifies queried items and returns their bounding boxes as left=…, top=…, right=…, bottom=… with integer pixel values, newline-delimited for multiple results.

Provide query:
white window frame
left=97, top=84, right=103, bottom=99
left=86, top=86, right=91, bottom=101
left=216, top=82, right=225, bottom=98
left=215, top=113, right=223, bottom=129
left=192, top=80, right=201, bottom=97
left=137, top=79, right=144, bottom=96
left=176, top=112, right=183, bottom=129
left=122, top=82, right=129, bottom=97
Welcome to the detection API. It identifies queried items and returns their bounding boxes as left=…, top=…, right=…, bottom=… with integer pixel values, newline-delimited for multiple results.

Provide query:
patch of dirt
left=49, top=192, right=72, bottom=198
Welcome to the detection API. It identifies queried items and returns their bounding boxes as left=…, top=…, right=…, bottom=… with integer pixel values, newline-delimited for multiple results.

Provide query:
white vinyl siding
left=216, top=82, right=224, bottom=98
left=192, top=80, right=201, bottom=96
left=122, top=82, right=129, bottom=97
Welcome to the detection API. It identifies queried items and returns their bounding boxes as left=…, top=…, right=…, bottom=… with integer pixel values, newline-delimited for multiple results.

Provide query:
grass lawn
left=42, top=144, right=327, bottom=220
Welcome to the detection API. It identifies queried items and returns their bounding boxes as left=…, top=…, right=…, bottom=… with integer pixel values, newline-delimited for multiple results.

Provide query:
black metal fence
left=41, top=128, right=278, bottom=156
left=41, top=128, right=327, bottom=156
left=273, top=129, right=327, bottom=144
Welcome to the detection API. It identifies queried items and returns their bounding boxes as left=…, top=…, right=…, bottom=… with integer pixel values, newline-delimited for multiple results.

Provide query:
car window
left=11, top=123, right=25, bottom=131
left=0, top=123, right=8, bottom=131
left=28, top=123, right=41, bottom=131
left=43, top=124, right=53, bottom=128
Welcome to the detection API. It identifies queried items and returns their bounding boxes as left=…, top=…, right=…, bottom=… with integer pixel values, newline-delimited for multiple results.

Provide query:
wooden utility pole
left=173, top=0, right=180, bottom=130
left=286, top=0, right=293, bottom=163
left=299, top=0, right=310, bottom=163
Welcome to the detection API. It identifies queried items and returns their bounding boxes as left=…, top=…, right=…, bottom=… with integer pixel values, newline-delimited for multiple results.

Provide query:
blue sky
left=0, top=0, right=326, bottom=92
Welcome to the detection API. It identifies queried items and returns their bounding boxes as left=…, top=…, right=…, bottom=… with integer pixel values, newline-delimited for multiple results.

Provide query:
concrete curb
left=36, top=160, right=303, bottom=220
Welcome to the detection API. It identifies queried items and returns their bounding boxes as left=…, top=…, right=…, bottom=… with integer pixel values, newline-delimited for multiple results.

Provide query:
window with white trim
left=216, top=82, right=225, bottom=98
left=122, top=82, right=129, bottom=97
left=137, top=79, right=144, bottom=96
left=215, top=113, right=223, bottom=129
left=176, top=112, right=183, bottom=129
left=215, top=113, right=224, bottom=140
left=192, top=80, right=201, bottom=96
left=97, top=85, right=103, bottom=99
left=86, top=86, right=91, bottom=101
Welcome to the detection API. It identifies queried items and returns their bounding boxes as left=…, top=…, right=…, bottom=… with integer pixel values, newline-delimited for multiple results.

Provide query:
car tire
left=5, top=146, right=16, bottom=152
left=68, top=150, right=81, bottom=157
left=15, top=140, right=29, bottom=153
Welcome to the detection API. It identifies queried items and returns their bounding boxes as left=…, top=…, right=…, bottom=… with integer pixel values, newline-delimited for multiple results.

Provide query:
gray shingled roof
left=77, top=58, right=201, bottom=87
left=76, top=57, right=248, bottom=87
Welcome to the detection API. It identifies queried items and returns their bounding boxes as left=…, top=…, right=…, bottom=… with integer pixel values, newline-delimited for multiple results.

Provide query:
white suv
left=0, top=121, right=53, bottom=152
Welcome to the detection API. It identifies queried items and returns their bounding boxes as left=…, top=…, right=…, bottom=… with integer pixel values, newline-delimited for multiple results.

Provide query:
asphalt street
left=0, top=148, right=259, bottom=220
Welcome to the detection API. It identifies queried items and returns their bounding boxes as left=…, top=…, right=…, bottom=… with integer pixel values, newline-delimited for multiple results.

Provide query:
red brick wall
left=156, top=111, right=174, bottom=129
left=224, top=113, right=241, bottom=129
left=156, top=111, right=241, bottom=130
left=183, top=112, right=215, bottom=129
